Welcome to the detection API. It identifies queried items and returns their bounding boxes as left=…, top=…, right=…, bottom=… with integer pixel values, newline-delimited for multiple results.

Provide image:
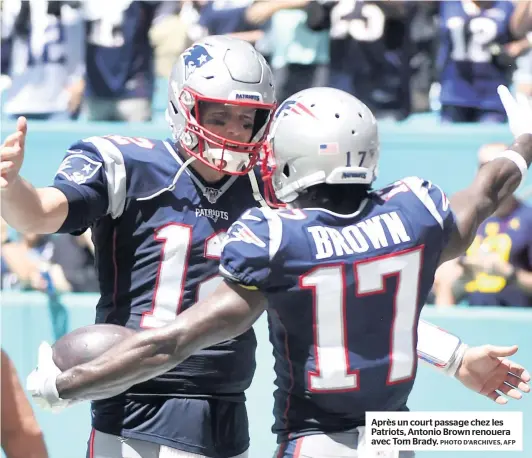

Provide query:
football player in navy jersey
left=437, top=0, right=532, bottom=123
left=198, top=0, right=257, bottom=38
left=25, top=86, right=532, bottom=457
left=309, top=0, right=414, bottom=120
left=84, top=0, right=181, bottom=122
left=1, top=35, right=276, bottom=458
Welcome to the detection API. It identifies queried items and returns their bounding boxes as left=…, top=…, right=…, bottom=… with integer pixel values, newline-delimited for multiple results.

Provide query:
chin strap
left=137, top=156, right=196, bottom=201
left=248, top=168, right=268, bottom=208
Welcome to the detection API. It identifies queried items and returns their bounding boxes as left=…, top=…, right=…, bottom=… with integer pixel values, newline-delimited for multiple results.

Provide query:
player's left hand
left=455, top=345, right=530, bottom=404
left=26, top=342, right=72, bottom=413
left=498, top=85, right=532, bottom=139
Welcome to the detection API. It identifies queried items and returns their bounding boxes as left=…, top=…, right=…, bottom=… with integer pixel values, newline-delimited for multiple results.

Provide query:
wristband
left=491, top=150, right=528, bottom=187
left=417, top=320, right=466, bottom=376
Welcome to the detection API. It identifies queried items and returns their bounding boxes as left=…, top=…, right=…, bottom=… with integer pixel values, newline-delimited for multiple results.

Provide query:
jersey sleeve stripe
left=84, top=136, right=127, bottom=218
left=260, top=207, right=283, bottom=261
left=401, top=177, right=444, bottom=230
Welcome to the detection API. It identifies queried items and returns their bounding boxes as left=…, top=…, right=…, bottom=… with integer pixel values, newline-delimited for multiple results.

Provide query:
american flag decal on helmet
left=318, top=143, right=339, bottom=155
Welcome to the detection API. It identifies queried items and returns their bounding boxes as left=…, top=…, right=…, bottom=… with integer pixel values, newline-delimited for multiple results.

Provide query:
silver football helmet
left=262, top=87, right=380, bottom=204
left=167, top=35, right=276, bottom=175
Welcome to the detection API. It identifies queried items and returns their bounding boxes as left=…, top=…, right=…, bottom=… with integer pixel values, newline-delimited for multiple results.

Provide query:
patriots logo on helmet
left=274, top=99, right=317, bottom=119
left=182, top=44, right=213, bottom=80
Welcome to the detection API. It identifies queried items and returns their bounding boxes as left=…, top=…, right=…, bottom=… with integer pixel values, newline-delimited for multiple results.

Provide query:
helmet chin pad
left=203, top=147, right=252, bottom=174
left=175, top=89, right=274, bottom=176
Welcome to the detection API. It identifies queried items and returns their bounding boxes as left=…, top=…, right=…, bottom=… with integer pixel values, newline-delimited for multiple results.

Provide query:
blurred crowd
left=1, top=218, right=98, bottom=293
left=2, top=0, right=532, bottom=122
left=430, top=142, right=532, bottom=308
left=1, top=0, right=532, bottom=307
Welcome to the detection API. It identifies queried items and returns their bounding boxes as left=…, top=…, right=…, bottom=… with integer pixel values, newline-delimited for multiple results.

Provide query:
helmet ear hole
left=282, top=164, right=291, bottom=178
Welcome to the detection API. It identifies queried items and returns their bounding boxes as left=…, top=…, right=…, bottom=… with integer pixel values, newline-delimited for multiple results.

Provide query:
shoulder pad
left=400, top=176, right=451, bottom=230
left=373, top=180, right=411, bottom=202
left=82, top=136, right=183, bottom=199
left=220, top=207, right=284, bottom=289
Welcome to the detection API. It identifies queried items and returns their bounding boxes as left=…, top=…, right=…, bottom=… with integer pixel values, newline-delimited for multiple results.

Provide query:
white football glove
left=26, top=341, right=72, bottom=413
left=498, top=85, right=532, bottom=139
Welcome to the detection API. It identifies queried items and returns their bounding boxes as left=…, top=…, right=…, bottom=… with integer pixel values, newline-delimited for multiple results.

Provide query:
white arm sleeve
left=417, top=320, right=468, bottom=377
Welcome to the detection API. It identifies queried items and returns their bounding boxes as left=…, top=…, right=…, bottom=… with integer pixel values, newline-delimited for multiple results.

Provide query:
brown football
left=52, top=324, right=136, bottom=371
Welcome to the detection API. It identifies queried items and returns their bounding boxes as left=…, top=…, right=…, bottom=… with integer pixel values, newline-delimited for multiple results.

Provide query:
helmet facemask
left=261, top=140, right=288, bottom=208
left=170, top=86, right=276, bottom=176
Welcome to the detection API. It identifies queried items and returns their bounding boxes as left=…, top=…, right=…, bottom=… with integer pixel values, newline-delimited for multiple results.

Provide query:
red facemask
left=176, top=87, right=276, bottom=175
left=261, top=141, right=286, bottom=208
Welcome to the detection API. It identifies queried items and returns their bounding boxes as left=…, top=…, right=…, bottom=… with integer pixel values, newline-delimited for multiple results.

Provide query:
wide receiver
left=2, top=35, right=277, bottom=458
left=26, top=86, right=531, bottom=458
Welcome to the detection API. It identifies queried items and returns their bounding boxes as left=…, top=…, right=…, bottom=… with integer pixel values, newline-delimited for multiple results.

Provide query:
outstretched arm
left=29, top=291, right=530, bottom=409
left=53, top=281, right=265, bottom=401
left=28, top=206, right=275, bottom=410
left=1, top=118, right=113, bottom=235
left=33, top=307, right=529, bottom=409
left=510, top=0, right=532, bottom=39
left=417, top=320, right=530, bottom=404
left=1, top=117, right=69, bottom=234
left=440, top=87, right=532, bottom=264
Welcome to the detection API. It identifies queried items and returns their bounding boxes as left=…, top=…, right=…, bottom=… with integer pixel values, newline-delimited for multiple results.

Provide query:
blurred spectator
left=199, top=0, right=263, bottom=44
left=1, top=0, right=84, bottom=120
left=149, top=3, right=188, bottom=78
left=437, top=0, right=532, bottom=123
left=307, top=0, right=414, bottom=120
left=514, top=49, right=532, bottom=107
left=6, top=231, right=97, bottom=293
left=178, top=0, right=207, bottom=45
left=150, top=0, right=266, bottom=80
left=512, top=0, right=532, bottom=105
left=49, top=230, right=99, bottom=293
left=1, top=2, right=14, bottom=86
left=14, top=232, right=67, bottom=293
left=410, top=1, right=439, bottom=114
left=1, top=349, right=49, bottom=458
left=433, top=143, right=532, bottom=307
left=247, top=0, right=329, bottom=103
left=83, top=0, right=180, bottom=121
left=1, top=218, right=39, bottom=290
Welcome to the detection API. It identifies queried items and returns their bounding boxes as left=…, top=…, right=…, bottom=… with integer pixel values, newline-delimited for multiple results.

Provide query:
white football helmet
left=167, top=35, right=276, bottom=175
left=262, top=87, right=380, bottom=205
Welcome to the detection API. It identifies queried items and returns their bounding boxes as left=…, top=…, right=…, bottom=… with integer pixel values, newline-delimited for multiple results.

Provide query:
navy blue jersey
left=327, top=0, right=414, bottom=118
left=438, top=0, right=514, bottom=111
left=220, top=177, right=455, bottom=442
left=85, top=1, right=177, bottom=99
left=51, top=136, right=258, bottom=447
left=199, top=1, right=255, bottom=35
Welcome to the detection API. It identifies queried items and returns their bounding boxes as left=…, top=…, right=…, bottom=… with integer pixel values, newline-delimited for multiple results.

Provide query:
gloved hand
left=26, top=342, right=72, bottom=413
left=498, top=85, right=532, bottom=139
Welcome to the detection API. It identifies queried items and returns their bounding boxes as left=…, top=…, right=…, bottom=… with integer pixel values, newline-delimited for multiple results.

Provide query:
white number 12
left=140, top=224, right=226, bottom=329
left=300, top=248, right=422, bottom=392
